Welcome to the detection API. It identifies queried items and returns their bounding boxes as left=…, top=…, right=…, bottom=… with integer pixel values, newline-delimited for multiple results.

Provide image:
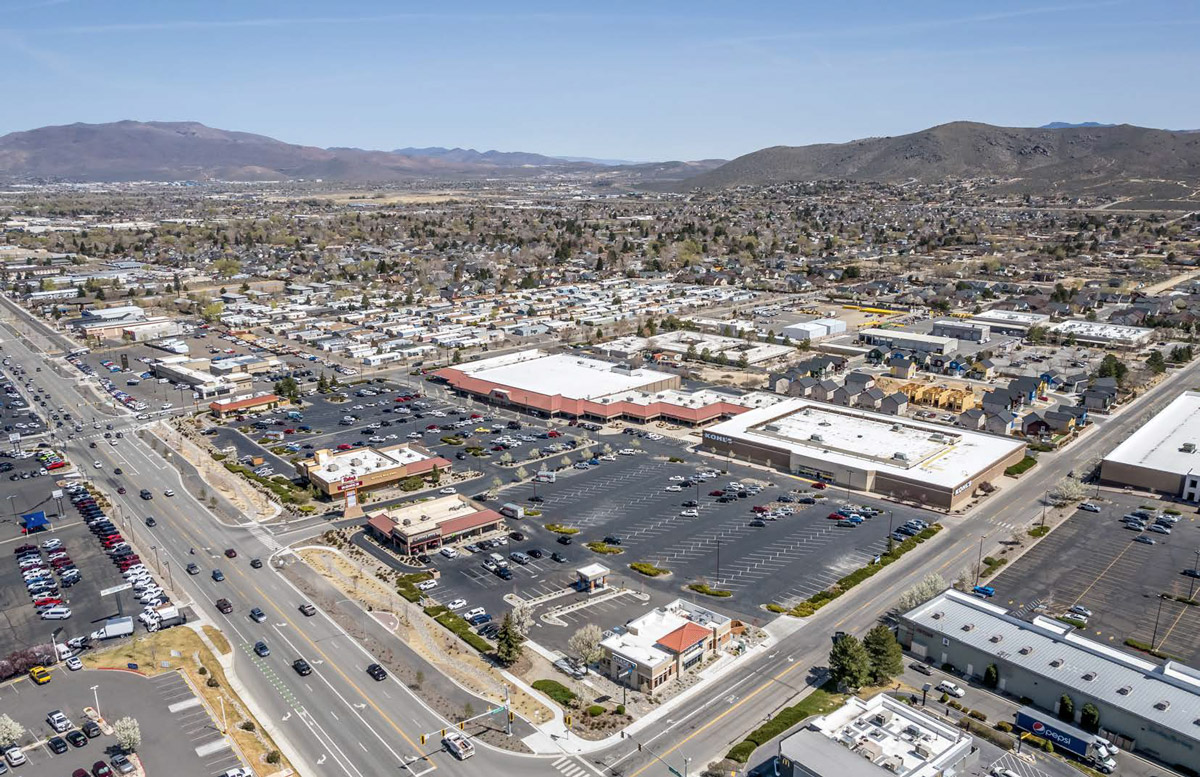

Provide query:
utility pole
left=974, top=535, right=986, bottom=587
left=1190, top=548, right=1200, bottom=602
left=1041, top=489, right=1048, bottom=528
left=1151, top=594, right=1166, bottom=650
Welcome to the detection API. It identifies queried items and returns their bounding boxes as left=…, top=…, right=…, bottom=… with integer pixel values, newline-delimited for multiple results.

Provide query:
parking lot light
left=91, top=684, right=100, bottom=716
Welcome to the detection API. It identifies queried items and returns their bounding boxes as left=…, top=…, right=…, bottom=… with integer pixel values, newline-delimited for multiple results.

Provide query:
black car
left=556, top=535, right=572, bottom=545
left=602, top=535, right=622, bottom=545
left=550, top=552, right=567, bottom=563
left=250, top=557, right=263, bottom=569
left=682, top=500, right=699, bottom=508
left=749, top=520, right=766, bottom=528
left=366, top=663, right=387, bottom=681
left=416, top=554, right=432, bottom=565
left=139, top=489, right=152, bottom=500
left=144, top=516, right=156, bottom=527
left=65, top=730, right=88, bottom=748
left=293, top=658, right=313, bottom=676
left=253, top=641, right=270, bottom=657
left=497, top=567, right=513, bottom=580
left=527, top=548, right=545, bottom=559
left=82, top=721, right=101, bottom=739
left=48, top=736, right=69, bottom=754
left=509, top=531, right=525, bottom=541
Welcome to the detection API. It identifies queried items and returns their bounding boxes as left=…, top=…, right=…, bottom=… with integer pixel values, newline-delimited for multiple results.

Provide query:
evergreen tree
left=829, top=634, right=872, bottom=689
left=495, top=612, right=524, bottom=665
left=1058, top=693, right=1075, bottom=722
left=1079, top=703, right=1100, bottom=733
left=863, top=625, right=904, bottom=683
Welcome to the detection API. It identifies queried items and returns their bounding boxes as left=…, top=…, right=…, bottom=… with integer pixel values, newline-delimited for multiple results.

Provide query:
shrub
left=968, top=710, right=987, bottom=722
left=587, top=705, right=605, bottom=717
left=586, top=542, right=624, bottom=555
left=959, top=718, right=1014, bottom=750
left=424, top=606, right=490, bottom=653
left=614, top=704, right=626, bottom=716
left=939, top=692, right=949, bottom=704
left=266, top=750, right=281, bottom=765
left=726, top=741, right=757, bottom=763
left=239, top=721, right=256, bottom=732
left=688, top=583, right=732, bottom=598
left=545, top=523, right=579, bottom=534
left=766, top=603, right=787, bottom=613
left=995, top=721, right=1013, bottom=733
left=1028, top=525, right=1050, bottom=538
left=532, top=679, right=576, bottom=706
left=206, top=677, right=219, bottom=688
left=1005, top=456, right=1038, bottom=477
left=630, top=562, right=669, bottom=577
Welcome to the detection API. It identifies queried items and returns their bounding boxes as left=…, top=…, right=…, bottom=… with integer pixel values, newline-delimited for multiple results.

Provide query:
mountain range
left=675, top=121, right=1200, bottom=191
left=0, top=121, right=719, bottom=183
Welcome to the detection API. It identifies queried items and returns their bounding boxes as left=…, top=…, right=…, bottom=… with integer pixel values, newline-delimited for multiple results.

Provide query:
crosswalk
left=551, top=755, right=595, bottom=777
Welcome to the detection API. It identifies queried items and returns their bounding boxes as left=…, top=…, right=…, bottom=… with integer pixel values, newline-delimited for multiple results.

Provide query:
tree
left=317, top=373, right=329, bottom=393
left=429, top=465, right=441, bottom=485
left=495, top=612, right=524, bottom=665
left=0, top=713, right=24, bottom=747
left=1080, top=702, right=1101, bottom=733
left=200, top=301, right=224, bottom=323
left=1048, top=476, right=1086, bottom=507
left=568, top=624, right=605, bottom=665
left=863, top=625, right=904, bottom=683
left=1058, top=693, right=1075, bottom=722
left=828, top=634, right=872, bottom=690
left=510, top=601, right=534, bottom=637
left=983, top=663, right=999, bottom=688
left=1027, top=326, right=1047, bottom=344
left=1096, top=354, right=1128, bottom=386
left=273, top=376, right=299, bottom=400
left=897, top=573, right=948, bottom=612
left=1146, top=350, right=1166, bottom=374
left=114, top=716, right=141, bottom=751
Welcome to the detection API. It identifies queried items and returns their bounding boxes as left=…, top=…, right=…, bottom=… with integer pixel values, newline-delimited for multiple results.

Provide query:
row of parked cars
left=15, top=536, right=81, bottom=620
left=69, top=484, right=170, bottom=610
left=1121, top=508, right=1178, bottom=544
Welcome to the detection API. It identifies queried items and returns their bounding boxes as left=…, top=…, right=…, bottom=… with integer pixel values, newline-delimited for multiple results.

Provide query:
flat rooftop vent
left=1019, top=646, right=1033, bottom=655
left=989, top=634, right=1003, bottom=643
left=1182, top=443, right=1196, bottom=453
left=1050, top=658, right=1064, bottom=668
left=961, top=623, right=975, bottom=632
left=1155, top=700, right=1171, bottom=711
left=893, top=452, right=909, bottom=461
left=1118, top=685, right=1132, bottom=695
left=1082, top=672, right=1096, bottom=682
left=931, top=611, right=944, bottom=620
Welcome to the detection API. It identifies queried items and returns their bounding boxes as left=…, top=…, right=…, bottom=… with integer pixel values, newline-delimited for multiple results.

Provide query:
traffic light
left=508, top=711, right=515, bottom=723
left=420, top=734, right=426, bottom=745
left=459, top=721, right=466, bottom=730
left=565, top=715, right=572, bottom=727
left=440, top=728, right=446, bottom=737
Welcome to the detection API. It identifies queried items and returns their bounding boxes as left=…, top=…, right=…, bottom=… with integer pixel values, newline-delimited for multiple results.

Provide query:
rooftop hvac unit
left=914, top=742, right=935, bottom=758
left=891, top=424, right=901, bottom=431
left=893, top=452, right=909, bottom=461
left=819, top=420, right=832, bottom=426
left=871, top=710, right=893, bottom=726
left=961, top=623, right=974, bottom=632
left=764, top=423, right=780, bottom=432
left=1050, top=658, right=1064, bottom=667
left=401, top=519, right=412, bottom=526
left=1182, top=443, right=1196, bottom=453
left=930, top=433, right=947, bottom=443
left=810, top=434, right=824, bottom=442
left=1155, top=700, right=1171, bottom=711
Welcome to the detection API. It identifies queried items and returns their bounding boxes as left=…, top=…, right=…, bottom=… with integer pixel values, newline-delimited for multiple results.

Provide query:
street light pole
left=1190, top=548, right=1200, bottom=602
left=1151, top=594, right=1166, bottom=650
left=91, top=684, right=100, bottom=716
left=974, top=535, right=986, bottom=587
left=1041, top=489, right=1048, bottom=528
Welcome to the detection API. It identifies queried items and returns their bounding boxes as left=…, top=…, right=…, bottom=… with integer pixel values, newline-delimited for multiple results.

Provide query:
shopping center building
left=295, top=442, right=451, bottom=497
left=363, top=494, right=503, bottom=556
left=701, top=398, right=1025, bottom=510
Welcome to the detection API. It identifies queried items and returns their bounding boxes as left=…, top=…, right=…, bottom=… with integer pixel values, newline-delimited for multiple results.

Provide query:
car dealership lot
left=415, top=447, right=937, bottom=623
left=990, top=493, right=1200, bottom=666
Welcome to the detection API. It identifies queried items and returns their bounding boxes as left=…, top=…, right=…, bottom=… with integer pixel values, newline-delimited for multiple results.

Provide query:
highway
left=5, top=293, right=1200, bottom=777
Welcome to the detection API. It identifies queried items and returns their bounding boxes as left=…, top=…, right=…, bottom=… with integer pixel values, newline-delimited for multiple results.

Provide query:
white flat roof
left=706, top=398, right=1024, bottom=489
left=1051, top=320, right=1153, bottom=342
left=310, top=444, right=431, bottom=481
left=456, top=349, right=673, bottom=400
left=1104, top=390, right=1200, bottom=476
left=972, top=309, right=1050, bottom=325
left=858, top=328, right=954, bottom=346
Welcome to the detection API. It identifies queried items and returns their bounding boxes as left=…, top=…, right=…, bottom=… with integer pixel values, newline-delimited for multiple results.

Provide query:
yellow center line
left=1155, top=599, right=1192, bottom=648
left=248, top=578, right=432, bottom=765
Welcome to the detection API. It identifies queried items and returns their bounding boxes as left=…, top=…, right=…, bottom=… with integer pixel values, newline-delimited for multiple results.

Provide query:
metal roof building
left=899, top=589, right=1200, bottom=767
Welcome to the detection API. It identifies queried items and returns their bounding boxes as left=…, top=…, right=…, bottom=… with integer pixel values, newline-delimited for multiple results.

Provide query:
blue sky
left=1, top=1, right=1198, bottom=160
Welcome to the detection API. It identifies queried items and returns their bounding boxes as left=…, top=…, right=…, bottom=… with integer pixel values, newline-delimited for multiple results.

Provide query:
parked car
left=937, top=680, right=966, bottom=698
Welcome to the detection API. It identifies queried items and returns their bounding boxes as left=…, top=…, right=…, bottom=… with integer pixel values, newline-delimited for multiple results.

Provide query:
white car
left=665, top=485, right=683, bottom=492
left=40, top=606, right=72, bottom=620
left=618, top=448, right=636, bottom=455
left=164, top=489, right=175, bottom=497
left=463, top=607, right=486, bottom=620
left=439, top=487, right=456, bottom=495
left=440, top=547, right=459, bottom=559
left=4, top=746, right=27, bottom=766
left=680, top=509, right=699, bottom=517
left=93, top=460, right=102, bottom=468
left=669, top=475, right=686, bottom=482
left=65, top=656, right=82, bottom=671
left=41, top=538, right=62, bottom=551
left=937, top=680, right=966, bottom=698
left=447, top=598, right=468, bottom=610
left=417, top=579, right=438, bottom=591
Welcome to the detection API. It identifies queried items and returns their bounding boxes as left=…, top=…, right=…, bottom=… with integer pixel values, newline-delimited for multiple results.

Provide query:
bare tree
left=0, top=714, right=24, bottom=747
left=510, top=601, right=534, bottom=637
left=1048, top=477, right=1087, bottom=507
left=114, top=717, right=141, bottom=751
left=897, top=572, right=948, bottom=612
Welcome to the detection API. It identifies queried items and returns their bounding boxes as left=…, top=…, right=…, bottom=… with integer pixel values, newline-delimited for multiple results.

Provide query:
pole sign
left=1015, top=708, right=1089, bottom=757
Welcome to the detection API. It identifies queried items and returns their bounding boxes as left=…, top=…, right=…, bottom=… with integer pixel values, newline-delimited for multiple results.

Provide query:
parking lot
left=1, top=477, right=157, bottom=658
left=0, top=663, right=235, bottom=777
left=991, top=492, right=1200, bottom=666
left=1, top=360, right=49, bottom=441
left=405, top=442, right=938, bottom=635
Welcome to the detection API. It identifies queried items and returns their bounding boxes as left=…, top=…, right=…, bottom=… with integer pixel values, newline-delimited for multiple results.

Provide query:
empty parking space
left=992, top=494, right=1200, bottom=665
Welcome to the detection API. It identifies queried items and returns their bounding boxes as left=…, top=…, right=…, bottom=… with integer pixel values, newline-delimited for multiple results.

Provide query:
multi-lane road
left=4, top=294, right=1199, bottom=777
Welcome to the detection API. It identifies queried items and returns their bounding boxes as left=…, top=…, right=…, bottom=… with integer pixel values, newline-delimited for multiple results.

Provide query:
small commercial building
left=931, top=319, right=991, bottom=343
left=857, top=328, right=958, bottom=355
left=1101, top=390, right=1200, bottom=501
left=899, top=589, right=1200, bottom=768
left=777, top=694, right=974, bottom=777
left=968, top=310, right=1050, bottom=335
left=1050, top=320, right=1154, bottom=348
left=364, top=495, right=502, bottom=556
left=208, top=393, right=282, bottom=418
left=600, top=599, right=733, bottom=695
left=701, top=398, right=1025, bottom=510
left=295, top=443, right=451, bottom=497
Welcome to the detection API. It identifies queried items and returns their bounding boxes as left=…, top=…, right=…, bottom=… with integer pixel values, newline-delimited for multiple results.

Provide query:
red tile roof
left=655, top=622, right=711, bottom=654
left=209, top=394, right=281, bottom=412
left=440, top=508, right=502, bottom=537
left=366, top=513, right=397, bottom=535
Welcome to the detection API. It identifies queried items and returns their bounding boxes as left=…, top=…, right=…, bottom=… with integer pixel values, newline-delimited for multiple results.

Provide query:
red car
left=827, top=512, right=844, bottom=520
left=116, top=556, right=142, bottom=568
left=426, top=424, right=439, bottom=430
left=547, top=430, right=561, bottom=437
left=92, top=760, right=113, bottom=777
left=336, top=443, right=353, bottom=451
left=46, top=460, right=67, bottom=470
left=811, top=482, right=827, bottom=490
left=752, top=505, right=769, bottom=513
left=284, top=429, right=295, bottom=435
left=470, top=413, right=481, bottom=419
left=101, top=535, right=125, bottom=546
left=14, top=544, right=36, bottom=554
left=33, top=597, right=63, bottom=607
left=393, top=397, right=408, bottom=403
left=709, top=490, right=725, bottom=497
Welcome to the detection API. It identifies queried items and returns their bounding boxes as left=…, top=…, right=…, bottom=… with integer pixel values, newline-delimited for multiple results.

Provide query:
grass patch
left=222, top=460, right=310, bottom=504
left=980, top=556, right=1008, bottom=578
left=1028, top=525, right=1051, bottom=538
left=771, top=525, right=943, bottom=617
left=586, top=542, right=624, bottom=555
left=203, top=625, right=231, bottom=655
left=1005, top=456, right=1038, bottom=477
left=765, top=603, right=787, bottom=613
left=545, top=523, right=579, bottom=534
left=688, top=582, right=733, bottom=598
left=423, top=605, right=491, bottom=653
left=727, top=683, right=842, bottom=762
left=531, top=679, right=577, bottom=706
left=397, top=571, right=434, bottom=603
left=630, top=562, right=669, bottom=577
left=1123, top=637, right=1180, bottom=661
left=1055, top=615, right=1088, bottom=629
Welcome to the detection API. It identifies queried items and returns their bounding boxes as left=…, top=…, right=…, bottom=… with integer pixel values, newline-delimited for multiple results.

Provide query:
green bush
left=1028, top=525, right=1050, bottom=538
left=738, top=687, right=841, bottom=751
left=423, top=605, right=489, bottom=652
left=586, top=705, right=605, bottom=717
left=630, top=562, right=669, bottom=577
left=532, top=679, right=576, bottom=706
left=545, top=523, right=579, bottom=534
left=397, top=571, right=434, bottom=603
left=266, top=750, right=281, bottom=765
left=968, top=709, right=987, bottom=722
left=726, top=741, right=757, bottom=764
left=1056, top=615, right=1088, bottom=629
left=688, top=583, right=733, bottom=597
left=1005, top=456, right=1038, bottom=476
left=1164, top=507, right=1182, bottom=515
left=765, top=603, right=787, bottom=613
left=614, top=704, right=626, bottom=716
left=586, top=542, right=624, bottom=555
left=995, top=721, right=1013, bottom=733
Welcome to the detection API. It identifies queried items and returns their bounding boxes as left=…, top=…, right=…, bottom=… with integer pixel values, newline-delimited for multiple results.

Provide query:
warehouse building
left=931, top=319, right=991, bottom=343
left=777, top=694, right=975, bottom=777
left=899, top=589, right=1200, bottom=768
left=968, top=310, right=1050, bottom=335
left=857, top=328, right=958, bottom=355
left=295, top=442, right=451, bottom=497
left=1050, top=320, right=1154, bottom=348
left=1100, top=390, right=1200, bottom=501
left=781, top=318, right=848, bottom=342
left=363, top=494, right=503, bottom=556
left=700, top=398, right=1025, bottom=510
